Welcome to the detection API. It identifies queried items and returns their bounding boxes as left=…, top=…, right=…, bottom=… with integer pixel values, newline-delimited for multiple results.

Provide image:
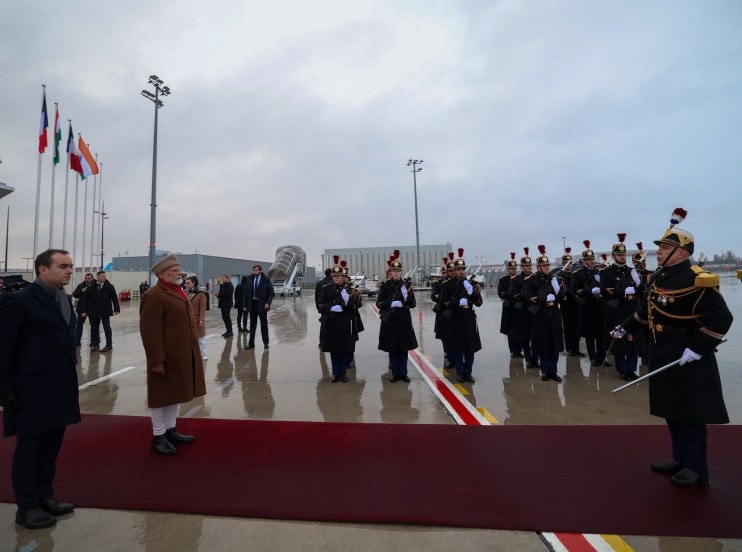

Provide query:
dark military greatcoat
left=376, top=279, right=418, bottom=352
left=318, top=283, right=357, bottom=354
left=600, top=262, right=639, bottom=354
left=497, top=274, right=515, bottom=336
left=439, top=277, right=483, bottom=354
left=571, top=266, right=605, bottom=339
left=523, top=271, right=565, bottom=354
left=624, top=260, right=732, bottom=423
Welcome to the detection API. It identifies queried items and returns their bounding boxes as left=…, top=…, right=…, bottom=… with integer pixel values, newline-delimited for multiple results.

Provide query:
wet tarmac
left=3, top=277, right=742, bottom=551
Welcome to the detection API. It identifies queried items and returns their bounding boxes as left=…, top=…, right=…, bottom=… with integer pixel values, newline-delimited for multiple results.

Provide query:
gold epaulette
left=691, top=265, right=719, bottom=288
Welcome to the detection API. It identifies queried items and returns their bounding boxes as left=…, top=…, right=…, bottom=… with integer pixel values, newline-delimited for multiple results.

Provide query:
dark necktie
left=253, top=276, right=259, bottom=300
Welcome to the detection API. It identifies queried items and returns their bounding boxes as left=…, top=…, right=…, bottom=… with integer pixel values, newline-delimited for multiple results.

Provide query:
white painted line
left=78, top=366, right=138, bottom=390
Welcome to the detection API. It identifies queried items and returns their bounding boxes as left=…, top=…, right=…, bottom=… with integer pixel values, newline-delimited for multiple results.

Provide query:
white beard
left=173, top=277, right=184, bottom=286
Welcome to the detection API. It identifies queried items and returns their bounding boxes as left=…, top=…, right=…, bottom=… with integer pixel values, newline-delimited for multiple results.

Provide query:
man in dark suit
left=0, top=249, right=81, bottom=529
left=80, top=270, right=120, bottom=352
left=71, top=272, right=94, bottom=347
left=215, top=275, right=234, bottom=337
left=242, top=265, right=275, bottom=350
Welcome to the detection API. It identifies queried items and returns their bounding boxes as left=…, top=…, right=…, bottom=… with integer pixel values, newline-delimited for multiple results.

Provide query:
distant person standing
left=140, top=254, right=206, bottom=456
left=0, top=249, right=80, bottom=529
left=185, top=276, right=209, bottom=361
left=234, top=276, right=249, bottom=333
left=80, top=270, right=120, bottom=353
left=243, top=265, right=275, bottom=350
left=71, top=272, right=94, bottom=347
left=215, top=275, right=234, bottom=337
left=0, top=276, right=5, bottom=297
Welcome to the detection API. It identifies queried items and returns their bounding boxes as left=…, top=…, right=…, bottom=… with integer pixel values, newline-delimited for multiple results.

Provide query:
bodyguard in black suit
left=243, top=265, right=275, bottom=349
left=216, top=275, right=234, bottom=337
left=71, top=272, right=94, bottom=346
left=0, top=249, right=81, bottom=529
left=79, top=270, right=120, bottom=352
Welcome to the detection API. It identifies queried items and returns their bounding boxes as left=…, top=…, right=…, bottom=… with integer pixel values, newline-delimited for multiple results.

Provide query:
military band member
left=432, top=258, right=448, bottom=363
left=559, top=247, right=582, bottom=357
left=318, top=261, right=360, bottom=383
left=498, top=253, right=522, bottom=358
left=571, top=240, right=608, bottom=367
left=377, top=259, right=418, bottom=382
left=524, top=247, right=565, bottom=382
left=435, top=253, right=456, bottom=369
left=508, top=248, right=538, bottom=368
left=439, top=249, right=483, bottom=384
left=632, top=242, right=652, bottom=366
left=612, top=209, right=732, bottom=487
left=601, top=234, right=640, bottom=381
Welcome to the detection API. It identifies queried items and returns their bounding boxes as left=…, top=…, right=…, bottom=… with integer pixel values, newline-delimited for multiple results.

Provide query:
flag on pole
left=67, top=124, right=83, bottom=175
left=78, top=136, right=99, bottom=180
left=53, top=105, right=62, bottom=165
left=39, top=89, right=49, bottom=153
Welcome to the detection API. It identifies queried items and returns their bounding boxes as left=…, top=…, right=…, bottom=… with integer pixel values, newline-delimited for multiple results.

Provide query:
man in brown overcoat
left=140, top=254, right=206, bottom=455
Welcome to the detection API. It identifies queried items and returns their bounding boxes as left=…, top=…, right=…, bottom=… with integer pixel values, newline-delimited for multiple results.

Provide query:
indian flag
left=78, top=136, right=99, bottom=180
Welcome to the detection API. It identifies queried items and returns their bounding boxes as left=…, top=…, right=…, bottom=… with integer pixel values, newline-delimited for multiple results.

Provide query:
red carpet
left=1, top=414, right=741, bottom=537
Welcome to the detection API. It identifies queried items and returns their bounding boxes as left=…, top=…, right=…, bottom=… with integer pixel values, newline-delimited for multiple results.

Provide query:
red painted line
left=407, top=348, right=483, bottom=426
left=554, top=533, right=598, bottom=552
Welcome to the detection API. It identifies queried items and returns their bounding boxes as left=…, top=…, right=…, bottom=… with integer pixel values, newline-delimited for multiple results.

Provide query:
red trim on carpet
left=1, top=414, right=740, bottom=538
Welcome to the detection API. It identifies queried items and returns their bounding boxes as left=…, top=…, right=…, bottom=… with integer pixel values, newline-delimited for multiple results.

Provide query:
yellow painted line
left=424, top=354, right=434, bottom=361
left=600, top=534, right=634, bottom=551
left=441, top=368, right=449, bottom=377
left=454, top=383, right=470, bottom=396
left=477, top=407, right=499, bottom=424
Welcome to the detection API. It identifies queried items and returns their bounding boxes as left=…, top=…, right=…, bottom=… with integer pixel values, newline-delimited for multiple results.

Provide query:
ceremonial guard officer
left=558, top=248, right=581, bottom=357
left=376, top=258, right=418, bottom=382
left=612, top=209, right=733, bottom=487
left=439, top=249, right=483, bottom=383
left=508, top=248, right=538, bottom=368
left=498, top=253, right=521, bottom=358
left=601, top=234, right=640, bottom=381
left=318, top=259, right=361, bottom=383
left=431, top=257, right=449, bottom=366
left=571, top=240, right=608, bottom=367
left=632, top=242, right=652, bottom=366
left=524, top=246, right=565, bottom=382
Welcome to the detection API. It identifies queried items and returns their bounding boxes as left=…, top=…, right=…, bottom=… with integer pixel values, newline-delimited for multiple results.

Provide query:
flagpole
left=62, top=120, right=72, bottom=249
left=33, top=84, right=47, bottom=261
left=72, top=173, right=80, bottom=288
left=90, top=153, right=98, bottom=271
left=48, top=102, right=60, bottom=248
left=4, top=206, right=9, bottom=272
left=98, top=162, right=104, bottom=270
left=80, top=136, right=89, bottom=276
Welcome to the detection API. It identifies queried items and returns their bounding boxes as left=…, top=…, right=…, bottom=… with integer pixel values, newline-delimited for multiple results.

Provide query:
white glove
left=340, top=289, right=350, bottom=304
left=459, top=298, right=468, bottom=306
left=546, top=293, right=555, bottom=302
left=591, top=287, right=601, bottom=295
left=679, top=348, right=702, bottom=365
left=463, top=280, right=473, bottom=294
left=400, top=286, right=408, bottom=301
left=624, top=286, right=636, bottom=296
left=330, top=305, right=343, bottom=313
left=391, top=300, right=403, bottom=308
left=610, top=325, right=627, bottom=339
left=630, top=268, right=641, bottom=286
left=594, top=274, right=601, bottom=283
left=551, top=277, right=559, bottom=294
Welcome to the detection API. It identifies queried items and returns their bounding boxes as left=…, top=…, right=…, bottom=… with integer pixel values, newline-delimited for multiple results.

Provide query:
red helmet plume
left=583, top=240, right=590, bottom=249
left=617, top=233, right=626, bottom=243
left=510, top=252, right=516, bottom=260
left=635, top=242, right=643, bottom=251
left=537, top=244, right=546, bottom=255
left=458, top=247, right=464, bottom=258
left=523, top=247, right=529, bottom=256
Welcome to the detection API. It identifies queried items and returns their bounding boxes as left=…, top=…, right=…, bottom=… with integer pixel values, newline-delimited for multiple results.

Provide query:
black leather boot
left=151, top=435, right=176, bottom=455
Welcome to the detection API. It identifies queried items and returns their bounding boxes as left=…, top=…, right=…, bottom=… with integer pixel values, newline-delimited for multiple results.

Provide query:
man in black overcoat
left=215, top=275, right=234, bottom=337
left=0, top=249, right=81, bottom=529
left=80, top=270, right=120, bottom=352
left=71, top=272, right=94, bottom=346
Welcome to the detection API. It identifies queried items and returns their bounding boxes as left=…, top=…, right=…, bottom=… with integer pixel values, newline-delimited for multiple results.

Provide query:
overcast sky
left=1, top=1, right=740, bottom=272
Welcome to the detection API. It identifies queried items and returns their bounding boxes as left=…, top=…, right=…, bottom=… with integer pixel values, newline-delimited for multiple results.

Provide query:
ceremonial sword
left=612, top=338, right=727, bottom=393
